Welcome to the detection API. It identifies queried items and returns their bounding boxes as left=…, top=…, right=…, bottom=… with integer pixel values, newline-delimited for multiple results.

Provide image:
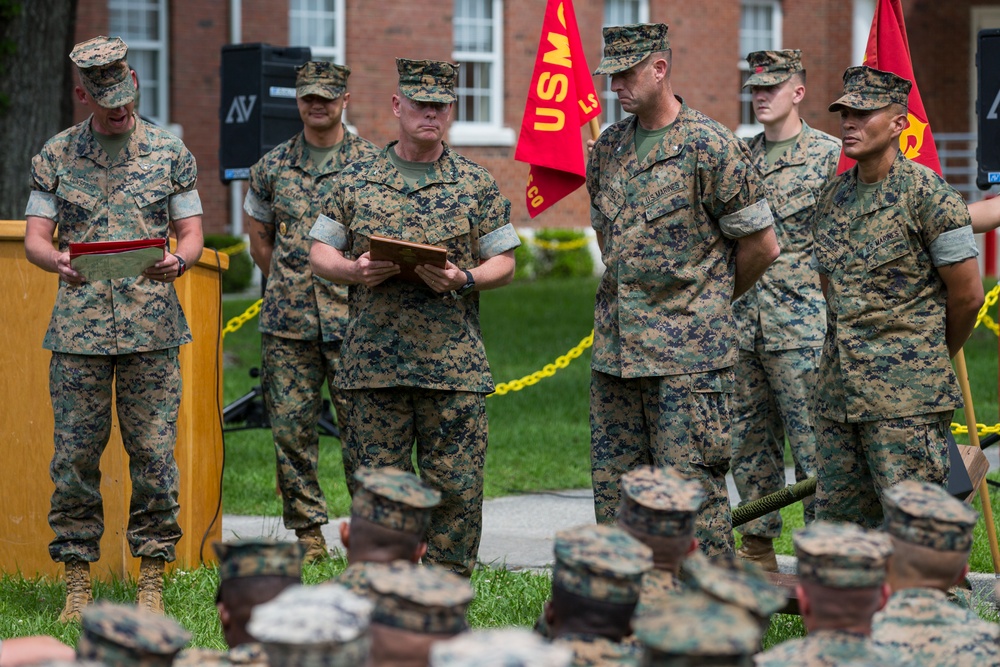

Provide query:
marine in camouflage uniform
left=871, top=481, right=997, bottom=667
left=812, top=67, right=984, bottom=528
left=77, top=602, right=191, bottom=666
left=244, top=61, right=378, bottom=560
left=333, top=466, right=440, bottom=596
left=633, top=592, right=762, bottom=667
left=366, top=561, right=474, bottom=667
left=617, top=466, right=703, bottom=616
left=731, top=51, right=840, bottom=565
left=175, top=539, right=303, bottom=667
left=546, top=525, right=652, bottom=667
left=430, top=628, right=573, bottom=667
left=247, top=584, right=373, bottom=667
left=309, top=59, right=519, bottom=577
left=754, top=522, right=901, bottom=667
left=587, top=24, right=778, bottom=557
left=23, top=35, right=203, bottom=620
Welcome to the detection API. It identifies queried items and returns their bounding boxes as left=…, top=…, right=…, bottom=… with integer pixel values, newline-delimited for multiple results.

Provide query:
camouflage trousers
left=814, top=413, right=951, bottom=529
left=343, top=386, right=488, bottom=577
left=48, top=350, right=182, bottom=563
left=731, top=342, right=820, bottom=539
left=261, top=334, right=350, bottom=531
left=590, top=369, right=735, bottom=557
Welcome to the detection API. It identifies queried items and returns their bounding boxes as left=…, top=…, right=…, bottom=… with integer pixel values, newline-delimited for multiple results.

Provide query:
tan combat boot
left=59, top=560, right=93, bottom=623
left=737, top=535, right=779, bottom=573
left=295, top=526, right=329, bottom=564
left=137, top=556, right=166, bottom=614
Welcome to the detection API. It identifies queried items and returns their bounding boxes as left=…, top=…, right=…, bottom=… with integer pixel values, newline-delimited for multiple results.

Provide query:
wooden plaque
left=368, top=234, right=447, bottom=284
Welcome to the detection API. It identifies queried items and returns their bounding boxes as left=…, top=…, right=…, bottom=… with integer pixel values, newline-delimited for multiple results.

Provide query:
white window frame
left=601, top=0, right=650, bottom=129
left=289, top=0, right=346, bottom=65
left=737, top=0, right=783, bottom=138
left=108, top=0, right=169, bottom=126
left=450, top=0, right=515, bottom=147
left=853, top=0, right=876, bottom=67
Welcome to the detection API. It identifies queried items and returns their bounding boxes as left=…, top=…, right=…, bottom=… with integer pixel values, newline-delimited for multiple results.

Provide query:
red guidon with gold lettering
left=514, top=0, right=601, bottom=218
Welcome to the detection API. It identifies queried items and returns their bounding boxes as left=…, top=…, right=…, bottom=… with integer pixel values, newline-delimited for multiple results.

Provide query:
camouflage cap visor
left=297, top=81, right=345, bottom=100
left=80, top=60, right=137, bottom=109
left=743, top=68, right=795, bottom=88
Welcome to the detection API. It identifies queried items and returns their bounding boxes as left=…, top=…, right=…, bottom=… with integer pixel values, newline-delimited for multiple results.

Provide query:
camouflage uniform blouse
left=26, top=115, right=202, bottom=355
left=310, top=141, right=518, bottom=392
left=734, top=122, right=839, bottom=352
left=754, top=629, right=901, bottom=667
left=244, top=129, right=378, bottom=342
left=174, top=642, right=268, bottom=667
left=586, top=102, right=774, bottom=378
left=871, top=587, right=999, bottom=666
left=554, top=633, right=639, bottom=667
left=812, top=152, right=977, bottom=422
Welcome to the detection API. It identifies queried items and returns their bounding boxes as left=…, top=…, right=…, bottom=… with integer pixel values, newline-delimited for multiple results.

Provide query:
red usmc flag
left=514, top=0, right=601, bottom=218
left=837, top=0, right=942, bottom=175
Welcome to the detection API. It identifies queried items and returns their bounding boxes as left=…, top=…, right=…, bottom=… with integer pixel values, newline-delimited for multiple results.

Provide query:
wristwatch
left=452, top=269, right=476, bottom=299
left=174, top=254, right=187, bottom=277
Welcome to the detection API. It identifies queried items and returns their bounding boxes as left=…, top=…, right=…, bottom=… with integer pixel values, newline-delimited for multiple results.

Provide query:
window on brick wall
left=109, top=0, right=168, bottom=125
left=450, top=0, right=514, bottom=146
left=289, top=0, right=345, bottom=65
left=738, top=0, right=782, bottom=137
left=601, top=0, right=649, bottom=127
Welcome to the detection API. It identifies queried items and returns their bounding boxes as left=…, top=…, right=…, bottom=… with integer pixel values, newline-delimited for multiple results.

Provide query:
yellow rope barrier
left=949, top=283, right=1000, bottom=436
left=489, top=331, right=594, bottom=397
left=531, top=236, right=590, bottom=252
left=976, top=283, right=1000, bottom=337
left=222, top=299, right=262, bottom=339
left=217, top=240, right=247, bottom=256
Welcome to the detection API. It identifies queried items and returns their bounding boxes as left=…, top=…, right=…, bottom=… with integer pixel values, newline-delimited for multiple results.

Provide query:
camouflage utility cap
left=247, top=584, right=373, bottom=667
left=368, top=561, right=474, bottom=634
left=634, top=593, right=761, bottom=661
left=619, top=465, right=704, bottom=537
left=828, top=65, right=911, bottom=112
left=70, top=36, right=137, bottom=109
left=296, top=61, right=350, bottom=100
left=78, top=602, right=191, bottom=666
left=883, top=480, right=979, bottom=552
left=794, top=521, right=893, bottom=588
left=429, top=628, right=573, bottom=667
left=213, top=539, right=304, bottom=581
left=553, top=524, right=653, bottom=604
left=594, top=23, right=669, bottom=75
left=353, top=466, right=441, bottom=533
left=680, top=552, right=786, bottom=620
left=743, top=49, right=803, bottom=87
left=397, top=58, right=458, bottom=103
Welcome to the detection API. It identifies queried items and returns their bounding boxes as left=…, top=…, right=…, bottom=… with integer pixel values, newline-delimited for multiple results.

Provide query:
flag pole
left=588, top=118, right=601, bottom=142
left=954, top=348, right=1000, bottom=574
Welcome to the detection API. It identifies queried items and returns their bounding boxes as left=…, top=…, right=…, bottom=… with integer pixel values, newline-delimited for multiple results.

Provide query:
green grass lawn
left=5, top=275, right=999, bottom=648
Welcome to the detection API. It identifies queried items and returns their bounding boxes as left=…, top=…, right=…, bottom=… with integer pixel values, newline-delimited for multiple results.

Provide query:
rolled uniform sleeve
left=25, top=190, right=58, bottom=220
left=719, top=198, right=774, bottom=239
left=707, top=140, right=774, bottom=239
left=930, top=226, right=978, bottom=267
left=310, top=213, right=349, bottom=251
left=243, top=188, right=274, bottom=223
left=169, top=190, right=203, bottom=220
left=921, top=189, right=978, bottom=267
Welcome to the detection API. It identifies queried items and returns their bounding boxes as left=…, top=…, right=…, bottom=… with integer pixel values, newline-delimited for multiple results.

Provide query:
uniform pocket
left=688, top=370, right=734, bottom=469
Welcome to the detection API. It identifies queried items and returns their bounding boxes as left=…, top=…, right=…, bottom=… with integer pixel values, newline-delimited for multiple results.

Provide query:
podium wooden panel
left=0, top=220, right=229, bottom=580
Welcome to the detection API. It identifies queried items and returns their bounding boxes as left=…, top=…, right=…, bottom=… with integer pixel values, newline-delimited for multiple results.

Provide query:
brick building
left=73, top=1, right=1000, bottom=236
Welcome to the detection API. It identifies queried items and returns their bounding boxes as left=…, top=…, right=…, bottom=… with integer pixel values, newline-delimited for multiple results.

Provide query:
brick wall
left=69, top=0, right=1000, bottom=234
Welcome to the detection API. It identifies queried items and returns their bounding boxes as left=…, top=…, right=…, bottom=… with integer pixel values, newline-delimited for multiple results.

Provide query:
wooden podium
left=0, top=220, right=229, bottom=580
